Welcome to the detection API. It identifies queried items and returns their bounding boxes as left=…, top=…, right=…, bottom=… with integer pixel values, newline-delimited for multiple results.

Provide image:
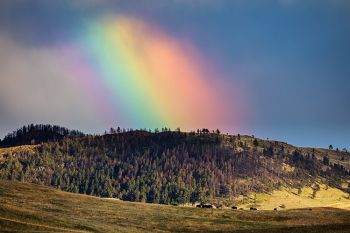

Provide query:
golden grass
left=238, top=184, right=350, bottom=210
left=0, top=145, right=37, bottom=163
left=0, top=145, right=37, bottom=155
left=1, top=180, right=350, bottom=233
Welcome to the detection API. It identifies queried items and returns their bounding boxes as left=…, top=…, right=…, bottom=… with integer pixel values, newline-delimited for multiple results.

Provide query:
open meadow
left=1, top=180, right=350, bottom=233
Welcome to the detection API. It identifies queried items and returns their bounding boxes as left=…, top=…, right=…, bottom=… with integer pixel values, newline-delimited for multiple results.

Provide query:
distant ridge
left=0, top=124, right=84, bottom=148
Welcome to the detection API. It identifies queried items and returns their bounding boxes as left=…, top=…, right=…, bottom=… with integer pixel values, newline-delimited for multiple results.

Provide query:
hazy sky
left=0, top=0, right=349, bottom=149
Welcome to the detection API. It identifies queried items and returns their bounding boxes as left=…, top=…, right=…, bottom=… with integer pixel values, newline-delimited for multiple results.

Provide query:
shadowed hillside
left=0, top=126, right=349, bottom=207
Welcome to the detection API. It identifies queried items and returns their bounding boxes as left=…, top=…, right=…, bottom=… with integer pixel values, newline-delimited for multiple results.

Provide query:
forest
left=0, top=124, right=84, bottom=148
left=0, top=125, right=349, bottom=205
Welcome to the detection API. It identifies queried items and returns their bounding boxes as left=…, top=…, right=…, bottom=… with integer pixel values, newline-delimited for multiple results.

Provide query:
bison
left=202, top=204, right=213, bottom=208
left=196, top=204, right=213, bottom=208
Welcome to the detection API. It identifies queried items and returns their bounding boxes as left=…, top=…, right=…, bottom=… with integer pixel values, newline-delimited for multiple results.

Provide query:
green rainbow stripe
left=57, top=16, right=237, bottom=130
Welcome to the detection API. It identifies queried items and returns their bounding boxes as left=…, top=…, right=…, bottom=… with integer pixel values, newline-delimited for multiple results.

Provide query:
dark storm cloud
left=0, top=1, right=100, bottom=45
left=0, top=0, right=349, bottom=46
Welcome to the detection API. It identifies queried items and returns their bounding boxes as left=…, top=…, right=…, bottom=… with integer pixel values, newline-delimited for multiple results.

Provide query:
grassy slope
left=237, top=185, right=350, bottom=210
left=1, top=180, right=350, bottom=233
left=0, top=145, right=37, bottom=162
left=0, top=145, right=37, bottom=154
left=232, top=135, right=350, bottom=169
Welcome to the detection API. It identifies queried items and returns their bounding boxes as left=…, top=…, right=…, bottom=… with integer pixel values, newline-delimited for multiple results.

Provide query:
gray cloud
left=0, top=0, right=349, bottom=47
left=0, top=35, right=104, bottom=137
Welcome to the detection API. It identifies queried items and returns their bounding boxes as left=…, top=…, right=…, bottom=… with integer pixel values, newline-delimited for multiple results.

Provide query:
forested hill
left=0, top=124, right=84, bottom=148
left=0, top=127, right=349, bottom=206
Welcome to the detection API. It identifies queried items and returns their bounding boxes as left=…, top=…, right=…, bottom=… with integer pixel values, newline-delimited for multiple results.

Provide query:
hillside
left=0, top=124, right=84, bottom=148
left=1, top=180, right=350, bottom=233
left=0, top=128, right=349, bottom=208
left=236, top=184, right=350, bottom=210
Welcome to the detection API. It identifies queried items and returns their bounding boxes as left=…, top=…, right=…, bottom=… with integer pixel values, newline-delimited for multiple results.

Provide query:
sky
left=0, top=0, right=349, bottom=149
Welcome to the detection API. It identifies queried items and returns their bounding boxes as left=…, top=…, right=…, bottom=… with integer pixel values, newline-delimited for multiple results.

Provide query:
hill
left=0, top=124, right=84, bottom=148
left=1, top=180, right=350, bottom=233
left=0, top=127, right=349, bottom=208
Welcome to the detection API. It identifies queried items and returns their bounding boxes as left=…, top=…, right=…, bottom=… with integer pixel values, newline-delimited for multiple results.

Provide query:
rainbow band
left=57, top=16, right=235, bottom=130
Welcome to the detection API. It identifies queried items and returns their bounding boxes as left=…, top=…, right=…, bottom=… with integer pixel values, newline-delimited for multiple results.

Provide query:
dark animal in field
left=309, top=208, right=312, bottom=211
left=232, top=206, right=237, bottom=210
left=197, top=204, right=213, bottom=208
left=274, top=208, right=277, bottom=211
left=250, top=207, right=257, bottom=210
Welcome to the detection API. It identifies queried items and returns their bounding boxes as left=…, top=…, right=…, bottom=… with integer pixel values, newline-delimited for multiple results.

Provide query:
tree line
left=0, top=124, right=84, bottom=148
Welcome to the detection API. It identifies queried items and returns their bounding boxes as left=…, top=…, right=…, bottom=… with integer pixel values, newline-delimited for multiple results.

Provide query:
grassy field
left=1, top=180, right=350, bottom=233
left=237, top=184, right=350, bottom=210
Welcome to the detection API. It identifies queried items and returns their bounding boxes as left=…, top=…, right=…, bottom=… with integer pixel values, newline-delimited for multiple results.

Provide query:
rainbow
left=56, top=16, right=240, bottom=131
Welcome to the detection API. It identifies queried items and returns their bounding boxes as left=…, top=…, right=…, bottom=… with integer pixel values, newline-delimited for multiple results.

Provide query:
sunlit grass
left=238, top=184, right=350, bottom=210
left=1, top=180, right=350, bottom=233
